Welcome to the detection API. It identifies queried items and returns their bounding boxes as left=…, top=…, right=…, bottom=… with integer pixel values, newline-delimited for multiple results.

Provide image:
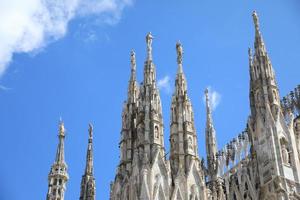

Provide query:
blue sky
left=0, top=1, right=300, bottom=199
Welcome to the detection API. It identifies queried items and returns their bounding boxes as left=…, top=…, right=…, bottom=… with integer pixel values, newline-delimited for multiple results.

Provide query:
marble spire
left=46, top=120, right=69, bottom=200
left=79, top=124, right=96, bottom=200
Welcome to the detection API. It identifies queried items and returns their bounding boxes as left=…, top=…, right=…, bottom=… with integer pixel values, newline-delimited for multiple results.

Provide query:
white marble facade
left=110, top=11, right=300, bottom=200
left=45, top=11, right=300, bottom=200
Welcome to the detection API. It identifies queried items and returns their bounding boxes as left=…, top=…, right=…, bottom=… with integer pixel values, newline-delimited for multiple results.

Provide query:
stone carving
left=146, top=32, right=153, bottom=60
left=130, top=50, right=136, bottom=70
left=188, top=136, right=193, bottom=151
left=46, top=120, right=69, bottom=200
left=154, top=126, right=159, bottom=139
left=153, top=174, right=161, bottom=198
left=176, top=42, right=183, bottom=65
left=45, top=11, right=300, bottom=200
left=281, top=143, right=290, bottom=165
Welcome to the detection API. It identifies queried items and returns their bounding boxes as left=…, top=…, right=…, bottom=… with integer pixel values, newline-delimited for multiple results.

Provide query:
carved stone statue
left=130, top=50, right=136, bottom=70
left=88, top=123, right=93, bottom=138
left=146, top=32, right=153, bottom=60
left=59, top=120, right=65, bottom=135
left=218, top=151, right=226, bottom=176
left=288, top=109, right=295, bottom=129
left=281, top=143, right=290, bottom=165
left=176, top=42, right=183, bottom=65
left=243, top=132, right=249, bottom=157
left=188, top=136, right=193, bottom=151
left=154, top=126, right=159, bottom=139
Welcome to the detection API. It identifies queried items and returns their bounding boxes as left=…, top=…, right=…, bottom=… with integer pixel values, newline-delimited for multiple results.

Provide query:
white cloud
left=203, top=86, right=221, bottom=111
left=0, top=85, right=11, bottom=91
left=0, top=0, right=133, bottom=76
left=157, top=75, right=171, bottom=94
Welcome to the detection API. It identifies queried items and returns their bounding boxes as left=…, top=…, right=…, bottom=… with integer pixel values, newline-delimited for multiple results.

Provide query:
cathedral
left=45, top=11, right=300, bottom=200
left=46, top=123, right=96, bottom=200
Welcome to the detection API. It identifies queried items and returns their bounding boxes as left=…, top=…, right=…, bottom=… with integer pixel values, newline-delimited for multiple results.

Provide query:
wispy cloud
left=84, top=31, right=99, bottom=43
left=157, top=75, right=171, bottom=94
left=0, top=0, right=133, bottom=76
left=0, top=85, right=11, bottom=91
left=203, top=86, right=221, bottom=111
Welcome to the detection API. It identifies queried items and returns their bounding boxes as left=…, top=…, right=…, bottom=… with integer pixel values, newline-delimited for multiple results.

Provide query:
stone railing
left=281, top=85, right=300, bottom=116
left=216, top=130, right=250, bottom=176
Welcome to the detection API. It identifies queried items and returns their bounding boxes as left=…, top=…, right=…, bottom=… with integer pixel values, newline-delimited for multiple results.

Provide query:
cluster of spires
left=112, top=10, right=290, bottom=199
left=46, top=120, right=96, bottom=200
left=43, top=10, right=300, bottom=200
left=121, top=30, right=222, bottom=181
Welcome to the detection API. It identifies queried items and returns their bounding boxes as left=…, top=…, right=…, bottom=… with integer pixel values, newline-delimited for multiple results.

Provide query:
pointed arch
left=171, top=184, right=184, bottom=200
left=140, top=170, right=150, bottom=200
left=158, top=184, right=167, bottom=200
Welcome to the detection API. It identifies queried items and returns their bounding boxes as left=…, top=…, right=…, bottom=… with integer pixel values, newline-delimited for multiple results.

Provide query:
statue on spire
left=176, top=41, right=183, bottom=66
left=176, top=42, right=184, bottom=74
left=252, top=10, right=267, bottom=56
left=88, top=123, right=93, bottom=139
left=130, top=50, right=136, bottom=71
left=59, top=119, right=65, bottom=136
left=146, top=32, right=153, bottom=60
left=47, top=121, right=69, bottom=200
left=252, top=11, right=259, bottom=30
left=205, top=88, right=212, bottom=117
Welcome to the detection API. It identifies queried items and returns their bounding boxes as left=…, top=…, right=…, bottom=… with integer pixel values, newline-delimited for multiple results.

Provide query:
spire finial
left=55, top=119, right=66, bottom=164
left=176, top=41, right=183, bottom=73
left=205, top=88, right=211, bottom=112
left=59, top=118, right=65, bottom=137
left=130, top=50, right=136, bottom=71
left=252, top=11, right=267, bottom=56
left=80, top=123, right=95, bottom=198
left=88, top=123, right=93, bottom=139
left=176, top=41, right=183, bottom=64
left=252, top=11, right=259, bottom=31
left=205, top=88, right=214, bottom=124
left=146, top=32, right=153, bottom=60
left=47, top=120, right=69, bottom=200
